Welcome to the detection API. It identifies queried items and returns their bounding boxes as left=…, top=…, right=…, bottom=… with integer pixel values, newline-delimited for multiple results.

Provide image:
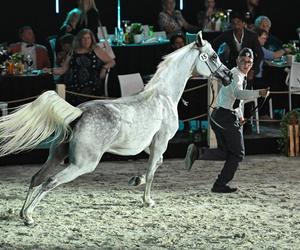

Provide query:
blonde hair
left=78, top=0, right=98, bottom=26
left=73, top=28, right=97, bottom=51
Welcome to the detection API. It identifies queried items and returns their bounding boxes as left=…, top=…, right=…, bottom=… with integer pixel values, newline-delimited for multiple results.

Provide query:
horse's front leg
left=143, top=134, right=169, bottom=207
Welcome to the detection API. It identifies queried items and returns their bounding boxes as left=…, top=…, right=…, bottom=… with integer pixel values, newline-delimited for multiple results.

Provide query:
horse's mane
left=144, top=42, right=196, bottom=91
left=80, top=42, right=198, bottom=108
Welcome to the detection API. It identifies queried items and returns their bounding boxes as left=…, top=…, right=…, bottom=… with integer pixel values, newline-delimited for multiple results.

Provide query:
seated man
left=184, top=48, right=269, bottom=193
left=254, top=16, right=283, bottom=51
left=9, top=26, right=51, bottom=70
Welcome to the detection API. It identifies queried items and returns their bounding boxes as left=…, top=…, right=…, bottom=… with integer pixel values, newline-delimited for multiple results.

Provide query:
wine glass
left=25, top=54, right=33, bottom=74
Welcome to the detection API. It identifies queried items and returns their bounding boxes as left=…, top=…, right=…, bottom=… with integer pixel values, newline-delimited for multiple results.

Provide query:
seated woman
left=45, top=29, right=115, bottom=106
left=158, top=0, right=199, bottom=38
left=197, top=0, right=218, bottom=31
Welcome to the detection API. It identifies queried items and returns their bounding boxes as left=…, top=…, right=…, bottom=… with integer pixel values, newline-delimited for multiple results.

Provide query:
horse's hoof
left=143, top=199, right=155, bottom=208
left=24, top=218, right=35, bottom=227
left=128, top=176, right=142, bottom=186
left=19, top=210, right=25, bottom=220
left=23, top=213, right=35, bottom=227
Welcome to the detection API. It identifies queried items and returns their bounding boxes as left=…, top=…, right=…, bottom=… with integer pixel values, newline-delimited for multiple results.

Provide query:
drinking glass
left=25, top=54, right=33, bottom=74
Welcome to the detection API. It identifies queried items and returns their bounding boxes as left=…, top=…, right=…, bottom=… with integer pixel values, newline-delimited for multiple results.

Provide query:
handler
left=185, top=48, right=269, bottom=193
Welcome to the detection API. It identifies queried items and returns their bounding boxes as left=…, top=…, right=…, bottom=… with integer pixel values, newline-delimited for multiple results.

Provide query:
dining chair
left=117, top=73, right=144, bottom=97
left=286, top=61, right=300, bottom=111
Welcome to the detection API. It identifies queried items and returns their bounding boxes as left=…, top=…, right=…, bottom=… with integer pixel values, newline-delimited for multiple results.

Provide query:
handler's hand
left=239, top=117, right=246, bottom=126
left=259, top=87, right=270, bottom=97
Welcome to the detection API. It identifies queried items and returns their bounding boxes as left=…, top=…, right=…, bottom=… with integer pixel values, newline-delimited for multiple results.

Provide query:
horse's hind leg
left=20, top=142, right=68, bottom=220
left=143, top=135, right=169, bottom=207
left=22, top=154, right=101, bottom=226
left=128, top=156, right=163, bottom=186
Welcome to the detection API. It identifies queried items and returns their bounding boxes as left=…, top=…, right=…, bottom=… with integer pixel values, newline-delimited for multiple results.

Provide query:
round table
left=0, top=73, right=55, bottom=108
left=112, top=41, right=170, bottom=76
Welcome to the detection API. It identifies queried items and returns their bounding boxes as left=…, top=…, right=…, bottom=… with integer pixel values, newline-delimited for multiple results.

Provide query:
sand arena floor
left=0, top=155, right=299, bottom=249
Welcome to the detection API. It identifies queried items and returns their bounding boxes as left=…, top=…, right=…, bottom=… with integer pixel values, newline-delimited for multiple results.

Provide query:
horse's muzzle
left=215, top=68, right=233, bottom=86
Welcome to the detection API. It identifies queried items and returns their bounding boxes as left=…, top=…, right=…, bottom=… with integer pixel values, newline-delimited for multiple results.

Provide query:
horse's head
left=194, top=31, right=233, bottom=86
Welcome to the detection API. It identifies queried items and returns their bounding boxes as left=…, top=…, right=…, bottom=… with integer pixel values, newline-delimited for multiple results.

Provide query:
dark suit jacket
left=212, top=28, right=263, bottom=75
left=9, top=42, right=51, bottom=69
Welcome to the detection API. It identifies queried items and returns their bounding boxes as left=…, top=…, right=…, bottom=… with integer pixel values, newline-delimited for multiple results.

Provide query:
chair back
left=286, top=61, right=300, bottom=111
left=289, top=62, right=300, bottom=88
left=118, top=73, right=144, bottom=97
left=47, top=36, right=57, bottom=67
left=186, top=33, right=197, bottom=44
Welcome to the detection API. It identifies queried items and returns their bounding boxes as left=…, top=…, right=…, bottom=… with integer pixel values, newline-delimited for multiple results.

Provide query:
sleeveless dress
left=62, top=50, right=104, bottom=105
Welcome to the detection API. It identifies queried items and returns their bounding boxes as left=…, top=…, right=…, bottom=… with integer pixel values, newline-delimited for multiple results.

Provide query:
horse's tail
left=0, top=90, right=83, bottom=156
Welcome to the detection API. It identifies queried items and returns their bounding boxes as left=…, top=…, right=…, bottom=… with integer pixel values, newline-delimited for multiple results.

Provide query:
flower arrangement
left=283, top=43, right=299, bottom=55
left=130, top=23, right=143, bottom=35
left=11, top=53, right=24, bottom=63
left=124, top=23, right=144, bottom=44
left=278, top=109, right=300, bottom=154
left=212, top=11, right=227, bottom=22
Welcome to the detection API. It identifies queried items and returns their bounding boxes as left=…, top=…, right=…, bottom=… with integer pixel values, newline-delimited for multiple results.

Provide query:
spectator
left=58, top=8, right=81, bottom=39
left=197, top=0, right=218, bottom=31
left=158, top=0, right=199, bottom=38
left=254, top=16, right=283, bottom=51
left=212, top=12, right=263, bottom=78
left=44, top=29, right=115, bottom=105
left=55, top=33, right=74, bottom=67
left=212, top=12, right=263, bottom=134
left=232, top=0, right=262, bottom=29
left=76, top=0, right=100, bottom=42
left=254, top=28, right=290, bottom=119
left=170, top=33, right=186, bottom=51
left=54, top=8, right=81, bottom=63
left=9, top=26, right=51, bottom=70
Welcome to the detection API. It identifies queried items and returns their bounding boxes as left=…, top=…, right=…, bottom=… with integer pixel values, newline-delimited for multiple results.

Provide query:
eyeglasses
left=239, top=59, right=253, bottom=65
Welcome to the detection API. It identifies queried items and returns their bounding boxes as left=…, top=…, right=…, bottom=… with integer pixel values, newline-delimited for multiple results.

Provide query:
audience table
left=263, top=60, right=289, bottom=111
left=0, top=72, right=55, bottom=109
left=111, top=40, right=170, bottom=76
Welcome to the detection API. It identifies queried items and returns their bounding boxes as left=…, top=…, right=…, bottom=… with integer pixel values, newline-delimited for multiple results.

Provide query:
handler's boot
left=211, top=183, right=237, bottom=193
left=184, top=144, right=199, bottom=171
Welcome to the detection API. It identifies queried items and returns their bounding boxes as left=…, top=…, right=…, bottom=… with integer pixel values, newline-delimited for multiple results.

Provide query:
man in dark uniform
left=184, top=48, right=269, bottom=193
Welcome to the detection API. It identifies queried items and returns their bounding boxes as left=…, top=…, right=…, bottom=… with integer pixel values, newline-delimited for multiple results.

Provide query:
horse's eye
left=211, top=54, right=218, bottom=60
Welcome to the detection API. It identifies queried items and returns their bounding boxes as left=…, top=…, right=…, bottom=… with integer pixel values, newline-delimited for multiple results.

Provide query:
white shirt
left=216, top=67, right=260, bottom=118
left=21, top=42, right=37, bottom=70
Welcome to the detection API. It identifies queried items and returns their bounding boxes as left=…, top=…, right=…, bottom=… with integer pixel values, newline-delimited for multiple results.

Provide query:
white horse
left=0, top=32, right=232, bottom=226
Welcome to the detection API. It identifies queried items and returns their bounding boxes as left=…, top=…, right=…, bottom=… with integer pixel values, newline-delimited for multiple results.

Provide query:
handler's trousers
left=201, top=108, right=245, bottom=186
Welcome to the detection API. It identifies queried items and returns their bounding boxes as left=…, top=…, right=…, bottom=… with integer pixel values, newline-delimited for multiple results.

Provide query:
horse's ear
left=196, top=31, right=204, bottom=47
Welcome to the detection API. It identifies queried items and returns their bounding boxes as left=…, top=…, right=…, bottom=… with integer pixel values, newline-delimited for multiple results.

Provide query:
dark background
left=0, top=0, right=298, bottom=45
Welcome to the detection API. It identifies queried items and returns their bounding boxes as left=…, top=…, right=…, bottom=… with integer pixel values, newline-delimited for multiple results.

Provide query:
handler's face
left=237, top=56, right=253, bottom=74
